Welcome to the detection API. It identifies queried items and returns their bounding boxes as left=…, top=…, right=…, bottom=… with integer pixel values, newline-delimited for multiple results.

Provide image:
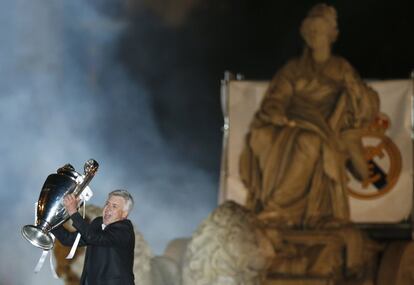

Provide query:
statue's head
left=300, top=4, right=338, bottom=49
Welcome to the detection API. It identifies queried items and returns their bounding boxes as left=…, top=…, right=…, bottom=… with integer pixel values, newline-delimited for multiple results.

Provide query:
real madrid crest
left=347, top=113, right=402, bottom=199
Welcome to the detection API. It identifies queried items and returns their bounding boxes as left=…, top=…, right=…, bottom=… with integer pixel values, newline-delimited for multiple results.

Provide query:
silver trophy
left=21, top=159, right=99, bottom=250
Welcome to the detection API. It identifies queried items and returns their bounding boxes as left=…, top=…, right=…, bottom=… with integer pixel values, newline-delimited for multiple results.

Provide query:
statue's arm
left=341, top=59, right=380, bottom=128
left=255, top=66, right=294, bottom=126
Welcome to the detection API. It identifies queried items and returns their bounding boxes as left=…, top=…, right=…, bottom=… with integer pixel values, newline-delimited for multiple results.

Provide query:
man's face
left=103, top=195, right=128, bottom=225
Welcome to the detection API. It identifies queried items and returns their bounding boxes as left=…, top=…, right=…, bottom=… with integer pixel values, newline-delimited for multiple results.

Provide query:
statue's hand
left=286, top=120, right=296, bottom=127
left=344, top=72, right=363, bottom=99
left=271, top=113, right=296, bottom=127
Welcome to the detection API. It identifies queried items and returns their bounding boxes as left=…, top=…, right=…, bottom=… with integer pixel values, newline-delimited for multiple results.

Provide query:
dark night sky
left=117, top=0, right=413, bottom=180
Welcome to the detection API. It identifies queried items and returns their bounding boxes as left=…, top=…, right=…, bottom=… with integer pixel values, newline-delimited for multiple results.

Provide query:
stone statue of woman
left=240, top=3, right=379, bottom=229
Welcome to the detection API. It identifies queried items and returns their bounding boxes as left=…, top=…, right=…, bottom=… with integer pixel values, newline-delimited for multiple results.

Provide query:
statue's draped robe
left=240, top=52, right=379, bottom=228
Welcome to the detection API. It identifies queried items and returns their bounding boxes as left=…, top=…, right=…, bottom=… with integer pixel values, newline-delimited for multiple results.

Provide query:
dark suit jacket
left=52, top=213, right=135, bottom=285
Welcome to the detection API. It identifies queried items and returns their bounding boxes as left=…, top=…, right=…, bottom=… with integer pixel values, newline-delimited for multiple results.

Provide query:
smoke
left=0, top=0, right=217, bottom=284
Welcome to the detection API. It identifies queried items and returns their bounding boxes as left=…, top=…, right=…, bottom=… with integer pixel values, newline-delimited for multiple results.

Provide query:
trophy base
left=21, top=225, right=54, bottom=250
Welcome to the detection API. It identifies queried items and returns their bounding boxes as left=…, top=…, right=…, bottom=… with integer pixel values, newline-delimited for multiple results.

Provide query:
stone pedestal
left=377, top=241, right=414, bottom=285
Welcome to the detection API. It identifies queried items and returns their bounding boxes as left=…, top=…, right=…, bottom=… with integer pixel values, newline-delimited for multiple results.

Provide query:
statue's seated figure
left=240, top=3, right=381, bottom=283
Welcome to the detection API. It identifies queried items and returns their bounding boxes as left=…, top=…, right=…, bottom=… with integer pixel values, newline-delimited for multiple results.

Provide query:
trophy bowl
left=22, top=159, right=99, bottom=250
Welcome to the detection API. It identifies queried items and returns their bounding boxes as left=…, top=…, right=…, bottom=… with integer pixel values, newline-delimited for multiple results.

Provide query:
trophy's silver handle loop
left=73, top=159, right=99, bottom=197
left=84, top=159, right=99, bottom=176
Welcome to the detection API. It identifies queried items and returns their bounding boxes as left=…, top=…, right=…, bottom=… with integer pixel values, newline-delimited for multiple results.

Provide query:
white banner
left=220, top=79, right=413, bottom=223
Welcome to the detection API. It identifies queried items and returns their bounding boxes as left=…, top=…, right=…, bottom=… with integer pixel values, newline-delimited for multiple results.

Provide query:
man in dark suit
left=53, top=189, right=135, bottom=285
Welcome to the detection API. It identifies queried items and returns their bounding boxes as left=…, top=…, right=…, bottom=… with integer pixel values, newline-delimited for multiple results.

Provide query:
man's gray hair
left=108, top=189, right=134, bottom=213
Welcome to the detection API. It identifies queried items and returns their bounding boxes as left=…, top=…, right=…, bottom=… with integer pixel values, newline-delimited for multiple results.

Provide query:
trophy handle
left=72, top=159, right=99, bottom=197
